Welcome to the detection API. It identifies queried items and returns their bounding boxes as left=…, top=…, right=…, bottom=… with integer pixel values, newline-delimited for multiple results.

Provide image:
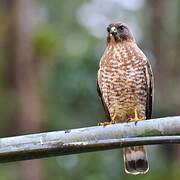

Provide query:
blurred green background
left=0, top=0, right=180, bottom=179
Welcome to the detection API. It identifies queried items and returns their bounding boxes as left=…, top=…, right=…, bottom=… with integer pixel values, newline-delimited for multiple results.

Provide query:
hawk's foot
left=128, top=108, right=144, bottom=124
left=98, top=121, right=115, bottom=126
left=129, top=117, right=144, bottom=122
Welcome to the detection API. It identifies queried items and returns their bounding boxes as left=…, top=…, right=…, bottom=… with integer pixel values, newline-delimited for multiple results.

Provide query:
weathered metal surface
left=0, top=116, right=180, bottom=163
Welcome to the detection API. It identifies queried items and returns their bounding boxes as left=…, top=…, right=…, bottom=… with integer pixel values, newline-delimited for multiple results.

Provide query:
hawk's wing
left=97, top=70, right=111, bottom=121
left=145, top=61, right=154, bottom=119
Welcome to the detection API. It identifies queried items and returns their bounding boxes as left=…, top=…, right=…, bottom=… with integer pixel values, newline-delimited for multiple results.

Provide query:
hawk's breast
left=99, top=43, right=148, bottom=122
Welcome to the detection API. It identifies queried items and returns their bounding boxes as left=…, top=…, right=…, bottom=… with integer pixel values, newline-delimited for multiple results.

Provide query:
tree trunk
left=148, top=0, right=180, bottom=164
left=3, top=0, right=43, bottom=179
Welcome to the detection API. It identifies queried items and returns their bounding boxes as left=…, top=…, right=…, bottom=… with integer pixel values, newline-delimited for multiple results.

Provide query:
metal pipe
left=0, top=116, right=180, bottom=163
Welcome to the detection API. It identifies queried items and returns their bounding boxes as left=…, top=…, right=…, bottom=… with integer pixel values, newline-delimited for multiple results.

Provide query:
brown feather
left=144, top=62, right=153, bottom=119
left=97, top=78, right=111, bottom=121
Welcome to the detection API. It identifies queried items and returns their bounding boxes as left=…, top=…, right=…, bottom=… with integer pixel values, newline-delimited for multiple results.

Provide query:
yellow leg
left=134, top=108, right=140, bottom=120
left=129, top=108, right=144, bottom=122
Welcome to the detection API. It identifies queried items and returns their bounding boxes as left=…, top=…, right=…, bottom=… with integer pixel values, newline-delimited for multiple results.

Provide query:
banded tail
left=123, top=146, right=149, bottom=175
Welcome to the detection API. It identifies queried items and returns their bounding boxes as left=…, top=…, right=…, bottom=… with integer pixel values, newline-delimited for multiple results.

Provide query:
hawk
left=97, top=22, right=153, bottom=175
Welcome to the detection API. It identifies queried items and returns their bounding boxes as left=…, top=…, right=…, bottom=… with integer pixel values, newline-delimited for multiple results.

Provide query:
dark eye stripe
left=118, top=25, right=124, bottom=31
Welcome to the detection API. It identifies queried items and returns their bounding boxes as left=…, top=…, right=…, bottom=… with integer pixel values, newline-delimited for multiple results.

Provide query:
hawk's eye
left=107, top=27, right=110, bottom=32
left=118, top=25, right=125, bottom=31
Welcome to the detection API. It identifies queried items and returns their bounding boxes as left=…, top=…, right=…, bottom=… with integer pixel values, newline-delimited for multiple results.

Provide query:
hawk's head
left=107, top=23, right=134, bottom=43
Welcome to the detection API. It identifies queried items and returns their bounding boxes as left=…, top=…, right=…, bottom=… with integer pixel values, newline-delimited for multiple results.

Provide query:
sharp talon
left=129, top=118, right=144, bottom=123
left=98, top=121, right=114, bottom=126
left=98, top=122, right=105, bottom=126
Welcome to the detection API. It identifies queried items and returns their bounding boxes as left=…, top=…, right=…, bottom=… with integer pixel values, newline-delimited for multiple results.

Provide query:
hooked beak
left=110, top=26, right=117, bottom=36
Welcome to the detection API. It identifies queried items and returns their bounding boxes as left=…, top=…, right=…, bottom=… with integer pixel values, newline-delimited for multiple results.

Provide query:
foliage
left=0, top=0, right=180, bottom=180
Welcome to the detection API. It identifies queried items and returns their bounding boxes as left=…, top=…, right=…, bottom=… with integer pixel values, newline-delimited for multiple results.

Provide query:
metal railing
left=0, top=116, right=180, bottom=163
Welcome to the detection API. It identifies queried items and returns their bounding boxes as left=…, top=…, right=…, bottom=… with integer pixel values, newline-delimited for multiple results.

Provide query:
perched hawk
left=97, top=23, right=153, bottom=175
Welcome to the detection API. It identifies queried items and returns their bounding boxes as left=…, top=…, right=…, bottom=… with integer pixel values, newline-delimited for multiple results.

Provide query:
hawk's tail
left=123, top=146, right=149, bottom=175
